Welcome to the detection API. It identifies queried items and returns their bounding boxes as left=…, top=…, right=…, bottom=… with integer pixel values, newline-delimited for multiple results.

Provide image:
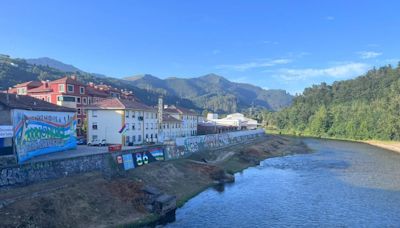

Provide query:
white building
left=164, top=105, right=199, bottom=137
left=160, top=114, right=182, bottom=140
left=86, top=98, right=159, bottom=146
left=206, top=112, right=258, bottom=130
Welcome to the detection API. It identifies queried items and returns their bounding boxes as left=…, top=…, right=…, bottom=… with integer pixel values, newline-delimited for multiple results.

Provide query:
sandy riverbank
left=363, top=140, right=400, bottom=154
left=0, top=135, right=310, bottom=227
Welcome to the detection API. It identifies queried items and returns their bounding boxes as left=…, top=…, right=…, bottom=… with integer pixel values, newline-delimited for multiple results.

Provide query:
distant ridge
left=124, top=73, right=293, bottom=112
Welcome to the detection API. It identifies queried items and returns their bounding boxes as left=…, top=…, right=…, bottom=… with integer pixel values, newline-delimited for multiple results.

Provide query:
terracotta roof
left=50, top=76, right=85, bottom=86
left=28, top=85, right=53, bottom=93
left=0, top=93, right=75, bottom=112
left=86, top=86, right=108, bottom=97
left=86, top=98, right=155, bottom=111
left=164, top=105, right=198, bottom=115
left=162, top=114, right=181, bottom=122
left=14, top=81, right=42, bottom=88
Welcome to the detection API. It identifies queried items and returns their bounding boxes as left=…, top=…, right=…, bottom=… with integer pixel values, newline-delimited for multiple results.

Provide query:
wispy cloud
left=325, top=16, right=335, bottom=21
left=276, top=63, right=369, bottom=81
left=216, top=58, right=292, bottom=71
left=358, top=51, right=382, bottom=59
left=212, top=49, right=221, bottom=55
left=263, top=40, right=279, bottom=45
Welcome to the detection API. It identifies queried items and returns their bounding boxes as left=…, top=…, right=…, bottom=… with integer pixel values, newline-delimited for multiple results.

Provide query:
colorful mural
left=118, top=147, right=165, bottom=169
left=165, top=129, right=265, bottom=159
left=12, top=109, right=77, bottom=163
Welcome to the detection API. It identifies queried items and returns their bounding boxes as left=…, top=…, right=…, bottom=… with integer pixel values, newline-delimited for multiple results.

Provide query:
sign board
left=0, top=125, right=13, bottom=138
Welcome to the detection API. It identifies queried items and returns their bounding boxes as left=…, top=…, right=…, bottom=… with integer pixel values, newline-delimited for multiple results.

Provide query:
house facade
left=86, top=98, right=158, bottom=146
left=8, top=76, right=135, bottom=136
left=164, top=105, right=199, bottom=137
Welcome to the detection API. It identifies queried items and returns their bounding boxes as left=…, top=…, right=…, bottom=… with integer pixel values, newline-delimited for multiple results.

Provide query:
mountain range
left=0, top=54, right=293, bottom=113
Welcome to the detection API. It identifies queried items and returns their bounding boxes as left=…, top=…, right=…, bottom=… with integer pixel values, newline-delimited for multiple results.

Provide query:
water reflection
left=165, top=138, right=400, bottom=227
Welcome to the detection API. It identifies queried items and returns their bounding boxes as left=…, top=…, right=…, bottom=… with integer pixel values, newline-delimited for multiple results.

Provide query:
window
left=155, top=133, right=157, bottom=139
left=132, top=124, right=135, bottom=130
left=132, top=136, right=136, bottom=142
left=92, top=122, right=98, bottom=130
left=150, top=134, right=153, bottom=139
left=126, top=123, right=129, bottom=131
left=92, top=110, right=98, bottom=117
left=88, top=97, right=92, bottom=104
left=59, top=84, right=65, bottom=92
left=151, top=123, right=153, bottom=129
left=80, top=86, right=85, bottom=94
left=138, top=135, right=142, bottom=142
left=67, top=84, right=74, bottom=93
left=77, top=108, right=81, bottom=114
left=146, top=134, right=148, bottom=139
left=57, top=96, right=75, bottom=102
left=126, top=111, right=129, bottom=118
left=76, top=97, right=81, bottom=104
left=82, top=97, right=87, bottom=104
left=77, top=118, right=81, bottom=125
left=146, top=123, right=148, bottom=130
left=132, top=112, right=136, bottom=118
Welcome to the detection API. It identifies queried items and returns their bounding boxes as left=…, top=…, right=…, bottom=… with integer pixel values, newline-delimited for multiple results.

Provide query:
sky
left=1, top=0, right=400, bottom=94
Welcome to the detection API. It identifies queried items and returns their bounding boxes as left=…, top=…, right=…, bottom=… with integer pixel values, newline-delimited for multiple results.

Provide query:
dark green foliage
left=125, top=73, right=293, bottom=113
left=267, top=64, right=400, bottom=141
left=0, top=55, right=198, bottom=110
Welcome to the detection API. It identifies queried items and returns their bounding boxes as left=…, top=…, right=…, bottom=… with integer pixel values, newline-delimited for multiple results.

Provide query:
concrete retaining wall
left=164, top=129, right=265, bottom=160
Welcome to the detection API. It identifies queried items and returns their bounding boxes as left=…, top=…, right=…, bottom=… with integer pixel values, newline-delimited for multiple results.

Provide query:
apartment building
left=8, top=76, right=134, bottom=135
left=86, top=98, right=159, bottom=146
left=164, top=105, right=199, bottom=137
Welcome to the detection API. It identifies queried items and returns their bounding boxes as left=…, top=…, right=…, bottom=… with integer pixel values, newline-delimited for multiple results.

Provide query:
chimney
left=71, top=75, right=77, bottom=80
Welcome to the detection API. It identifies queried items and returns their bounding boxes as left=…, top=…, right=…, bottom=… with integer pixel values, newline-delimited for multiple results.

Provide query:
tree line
left=262, top=63, right=400, bottom=141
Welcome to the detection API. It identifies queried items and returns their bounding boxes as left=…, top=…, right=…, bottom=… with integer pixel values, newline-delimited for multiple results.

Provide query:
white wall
left=87, top=109, right=123, bottom=144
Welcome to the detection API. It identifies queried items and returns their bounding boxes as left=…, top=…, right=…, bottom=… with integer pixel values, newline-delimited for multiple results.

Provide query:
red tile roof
left=50, top=76, right=85, bottom=86
left=162, top=114, right=181, bottom=122
left=86, top=98, right=155, bottom=111
left=164, top=105, right=198, bottom=115
left=14, top=81, right=42, bottom=88
left=0, top=93, right=75, bottom=112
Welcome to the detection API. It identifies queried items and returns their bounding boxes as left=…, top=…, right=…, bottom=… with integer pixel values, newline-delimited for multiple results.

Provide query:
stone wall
left=0, top=152, right=111, bottom=188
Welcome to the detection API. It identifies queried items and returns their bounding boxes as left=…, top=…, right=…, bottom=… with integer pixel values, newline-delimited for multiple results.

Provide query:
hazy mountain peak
left=26, top=57, right=81, bottom=72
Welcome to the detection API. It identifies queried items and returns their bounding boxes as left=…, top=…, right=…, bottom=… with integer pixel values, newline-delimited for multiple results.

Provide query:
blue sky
left=1, top=0, right=400, bottom=94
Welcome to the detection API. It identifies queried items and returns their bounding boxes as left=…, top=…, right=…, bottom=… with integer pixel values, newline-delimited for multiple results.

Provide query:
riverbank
left=363, top=140, right=400, bottom=154
left=0, top=135, right=310, bottom=227
left=267, top=130, right=400, bottom=155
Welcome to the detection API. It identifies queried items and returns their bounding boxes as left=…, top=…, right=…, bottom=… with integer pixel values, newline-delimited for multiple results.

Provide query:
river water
left=165, top=138, right=400, bottom=227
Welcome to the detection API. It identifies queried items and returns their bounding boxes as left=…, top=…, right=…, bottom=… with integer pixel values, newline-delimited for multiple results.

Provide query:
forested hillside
left=124, top=73, right=293, bottom=112
left=0, top=55, right=197, bottom=110
left=264, top=64, right=400, bottom=141
left=0, top=54, right=293, bottom=113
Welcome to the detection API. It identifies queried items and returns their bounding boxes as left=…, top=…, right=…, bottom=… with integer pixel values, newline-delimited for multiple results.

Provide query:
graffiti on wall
left=118, top=147, right=165, bottom=170
left=164, top=129, right=265, bottom=159
left=12, top=109, right=77, bottom=163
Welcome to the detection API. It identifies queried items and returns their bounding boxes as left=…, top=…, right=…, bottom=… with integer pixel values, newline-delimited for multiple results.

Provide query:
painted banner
left=12, top=109, right=77, bottom=163
left=0, top=125, right=13, bottom=138
left=118, top=147, right=165, bottom=169
left=122, top=153, right=135, bottom=170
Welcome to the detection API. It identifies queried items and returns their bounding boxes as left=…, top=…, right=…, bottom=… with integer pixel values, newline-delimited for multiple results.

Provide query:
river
left=164, top=138, right=400, bottom=227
